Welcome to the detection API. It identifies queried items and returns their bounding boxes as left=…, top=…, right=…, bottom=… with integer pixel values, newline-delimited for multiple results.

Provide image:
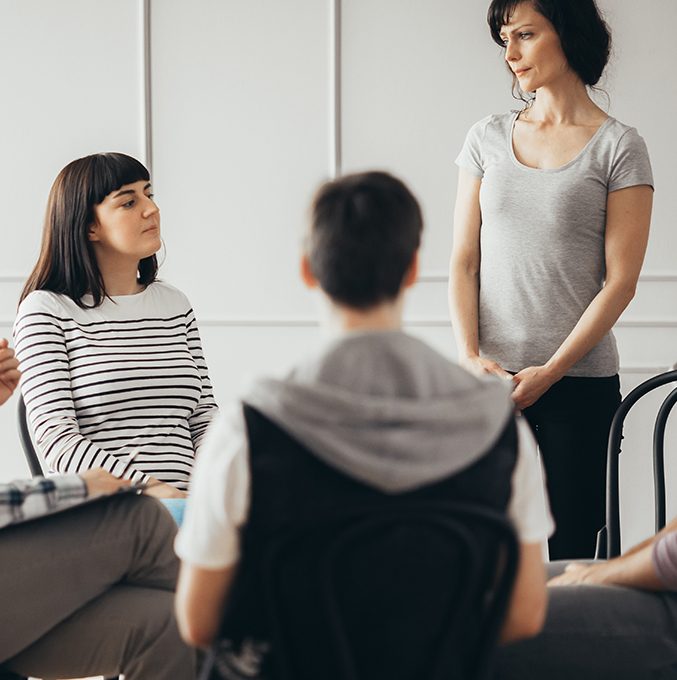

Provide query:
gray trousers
left=497, top=562, right=677, bottom=679
left=0, top=494, right=195, bottom=680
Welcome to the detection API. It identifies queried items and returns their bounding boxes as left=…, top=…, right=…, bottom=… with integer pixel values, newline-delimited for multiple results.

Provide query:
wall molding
left=3, top=315, right=677, bottom=328
left=621, top=366, right=675, bottom=375
left=329, top=0, right=342, bottom=178
left=3, top=271, right=677, bottom=286
left=141, top=0, right=153, bottom=174
left=191, top=317, right=677, bottom=328
left=417, top=271, right=677, bottom=284
left=617, top=320, right=677, bottom=328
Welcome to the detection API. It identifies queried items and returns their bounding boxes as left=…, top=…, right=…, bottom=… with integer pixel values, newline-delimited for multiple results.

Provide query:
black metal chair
left=201, top=502, right=518, bottom=680
left=16, top=393, right=44, bottom=478
left=13, top=395, right=119, bottom=680
left=596, top=368, right=677, bottom=559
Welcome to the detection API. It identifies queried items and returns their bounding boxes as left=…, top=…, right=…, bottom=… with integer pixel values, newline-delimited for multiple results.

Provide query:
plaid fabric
left=0, top=474, right=86, bottom=530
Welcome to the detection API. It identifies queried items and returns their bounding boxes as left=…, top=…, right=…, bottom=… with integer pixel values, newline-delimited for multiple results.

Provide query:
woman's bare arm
left=449, top=170, right=511, bottom=379
left=512, top=184, right=653, bottom=410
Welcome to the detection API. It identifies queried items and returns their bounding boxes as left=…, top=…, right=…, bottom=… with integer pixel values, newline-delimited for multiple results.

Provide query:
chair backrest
left=203, top=501, right=517, bottom=680
left=16, top=393, right=45, bottom=478
left=14, top=397, right=120, bottom=680
left=599, top=369, right=677, bottom=558
left=0, top=667, right=27, bottom=680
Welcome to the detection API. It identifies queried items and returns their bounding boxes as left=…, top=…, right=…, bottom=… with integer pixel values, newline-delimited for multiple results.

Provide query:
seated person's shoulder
left=145, top=280, right=194, bottom=312
left=17, top=289, right=69, bottom=318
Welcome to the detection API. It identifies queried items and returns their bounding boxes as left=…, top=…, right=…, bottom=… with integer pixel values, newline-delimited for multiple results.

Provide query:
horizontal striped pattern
left=13, top=283, right=218, bottom=491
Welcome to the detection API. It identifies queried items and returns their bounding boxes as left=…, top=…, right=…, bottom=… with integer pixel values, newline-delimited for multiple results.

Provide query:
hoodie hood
left=243, top=331, right=514, bottom=493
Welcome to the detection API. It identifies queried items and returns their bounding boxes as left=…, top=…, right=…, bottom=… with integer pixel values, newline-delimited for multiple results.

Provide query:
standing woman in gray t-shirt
left=449, top=0, right=654, bottom=559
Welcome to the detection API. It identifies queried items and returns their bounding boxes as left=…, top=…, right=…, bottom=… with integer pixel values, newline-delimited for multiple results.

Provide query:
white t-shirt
left=175, top=406, right=554, bottom=569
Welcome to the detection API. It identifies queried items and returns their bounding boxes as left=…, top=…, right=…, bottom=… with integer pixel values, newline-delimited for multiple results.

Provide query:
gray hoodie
left=244, top=330, right=514, bottom=493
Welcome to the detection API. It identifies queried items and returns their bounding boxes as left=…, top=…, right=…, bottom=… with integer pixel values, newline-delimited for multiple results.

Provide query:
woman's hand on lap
left=145, top=477, right=188, bottom=499
left=80, top=468, right=132, bottom=497
left=548, top=562, right=603, bottom=587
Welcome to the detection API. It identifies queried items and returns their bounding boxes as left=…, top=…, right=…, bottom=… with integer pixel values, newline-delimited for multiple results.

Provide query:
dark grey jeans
left=496, top=562, right=677, bottom=679
left=0, top=494, right=195, bottom=680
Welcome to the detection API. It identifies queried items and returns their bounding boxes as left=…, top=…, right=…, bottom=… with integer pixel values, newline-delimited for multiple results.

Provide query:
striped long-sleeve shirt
left=13, top=282, right=218, bottom=491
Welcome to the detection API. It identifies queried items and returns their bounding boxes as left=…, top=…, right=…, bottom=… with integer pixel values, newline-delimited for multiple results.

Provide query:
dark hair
left=20, top=153, right=157, bottom=308
left=488, top=0, right=611, bottom=93
left=308, top=171, right=423, bottom=309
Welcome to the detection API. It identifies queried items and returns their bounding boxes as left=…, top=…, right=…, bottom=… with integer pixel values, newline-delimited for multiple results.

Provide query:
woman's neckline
left=108, top=286, right=149, bottom=301
left=80, top=284, right=152, bottom=304
left=508, top=110, right=613, bottom=173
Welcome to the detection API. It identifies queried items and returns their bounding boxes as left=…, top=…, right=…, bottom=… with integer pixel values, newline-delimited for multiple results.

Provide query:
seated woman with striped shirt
left=13, top=153, right=218, bottom=500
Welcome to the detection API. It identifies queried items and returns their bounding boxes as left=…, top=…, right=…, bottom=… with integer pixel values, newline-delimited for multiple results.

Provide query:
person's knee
left=111, top=494, right=178, bottom=542
left=106, top=495, right=180, bottom=587
left=135, top=495, right=178, bottom=537
left=123, top=589, right=196, bottom=678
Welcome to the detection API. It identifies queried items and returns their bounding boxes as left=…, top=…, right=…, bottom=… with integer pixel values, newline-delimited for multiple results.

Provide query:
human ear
left=403, top=251, right=419, bottom=289
left=87, top=222, right=100, bottom=243
left=300, top=253, right=318, bottom=289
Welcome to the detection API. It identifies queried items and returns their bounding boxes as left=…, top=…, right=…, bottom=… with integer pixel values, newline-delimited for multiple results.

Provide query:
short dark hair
left=307, top=171, right=423, bottom=309
left=488, top=0, right=611, bottom=89
left=20, top=153, right=157, bottom=308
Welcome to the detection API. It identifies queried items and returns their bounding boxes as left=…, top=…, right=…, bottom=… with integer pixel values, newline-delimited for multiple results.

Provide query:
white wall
left=1, top=0, right=676, bottom=551
left=0, top=0, right=147, bottom=480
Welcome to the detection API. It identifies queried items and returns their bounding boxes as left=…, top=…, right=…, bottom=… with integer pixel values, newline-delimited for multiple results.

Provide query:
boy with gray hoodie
left=174, top=171, right=553, bottom=674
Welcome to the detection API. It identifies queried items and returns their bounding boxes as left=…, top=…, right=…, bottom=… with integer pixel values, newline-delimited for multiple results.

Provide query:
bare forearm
left=176, top=563, right=236, bottom=648
left=545, top=282, right=635, bottom=378
left=625, top=516, right=677, bottom=557
left=500, top=543, right=547, bottom=644
left=591, top=545, right=663, bottom=590
left=448, top=265, right=480, bottom=360
left=550, top=543, right=664, bottom=591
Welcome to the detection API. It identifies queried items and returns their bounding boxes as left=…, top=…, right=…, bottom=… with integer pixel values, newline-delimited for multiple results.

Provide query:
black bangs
left=487, top=0, right=523, bottom=46
left=87, top=153, right=150, bottom=206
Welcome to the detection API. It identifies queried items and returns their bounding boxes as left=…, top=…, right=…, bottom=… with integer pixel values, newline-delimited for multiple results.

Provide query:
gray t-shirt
left=455, top=111, right=653, bottom=377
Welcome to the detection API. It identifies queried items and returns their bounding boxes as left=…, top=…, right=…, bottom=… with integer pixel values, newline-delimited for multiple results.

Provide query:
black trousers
left=522, top=375, right=621, bottom=560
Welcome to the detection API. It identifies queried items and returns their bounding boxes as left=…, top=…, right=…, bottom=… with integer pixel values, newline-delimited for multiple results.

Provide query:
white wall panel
left=150, top=0, right=330, bottom=323
left=0, top=0, right=144, bottom=482
left=199, top=325, right=323, bottom=405
left=597, top=0, right=677, bottom=273
left=341, top=0, right=516, bottom=275
left=0, top=279, right=23, bottom=321
left=0, top=0, right=145, bottom=277
left=622, top=277, right=677, bottom=322
left=615, top=326, right=677, bottom=370
left=340, top=0, right=676, bottom=278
